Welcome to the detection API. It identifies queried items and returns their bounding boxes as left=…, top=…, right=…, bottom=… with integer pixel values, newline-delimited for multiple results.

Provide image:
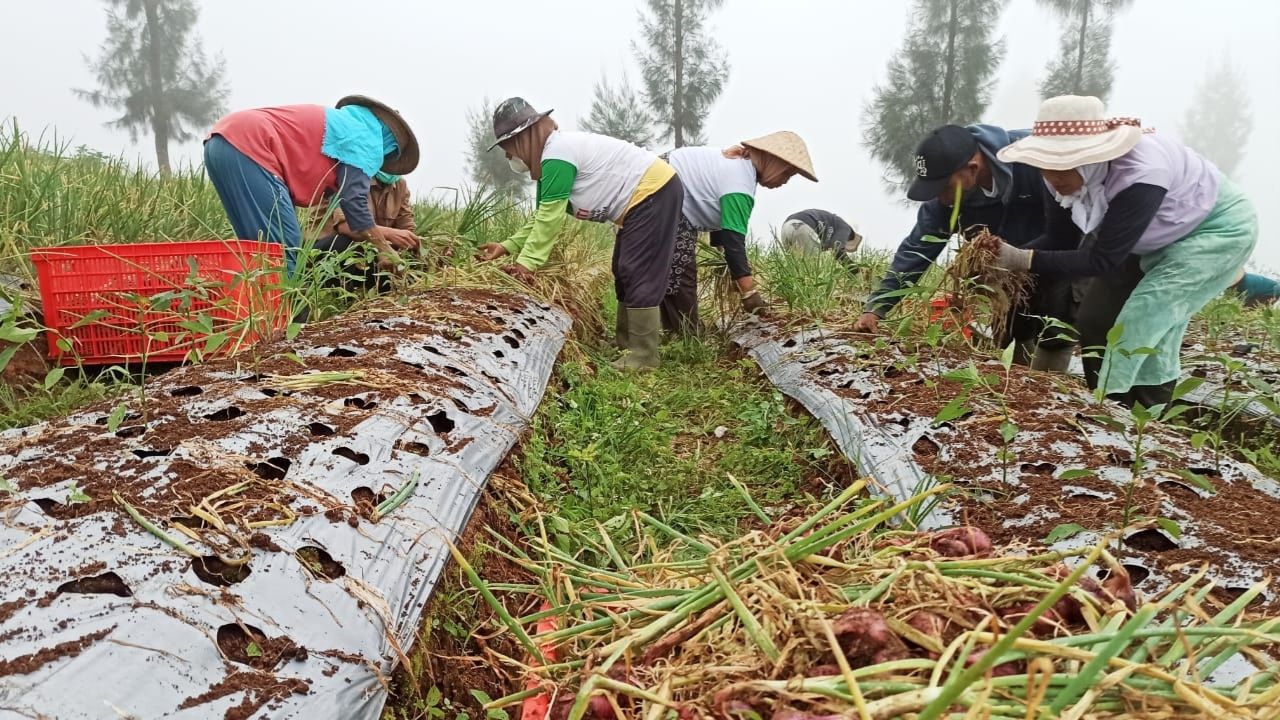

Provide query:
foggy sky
left=7, top=0, right=1279, bottom=270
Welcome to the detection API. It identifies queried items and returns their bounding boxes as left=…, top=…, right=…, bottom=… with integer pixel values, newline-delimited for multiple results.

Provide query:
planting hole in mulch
left=169, top=385, right=203, bottom=397
left=327, top=346, right=360, bottom=358
left=248, top=457, right=292, bottom=481
left=56, top=572, right=131, bottom=598
left=1103, top=563, right=1152, bottom=586
left=443, top=365, right=465, bottom=378
left=1021, top=462, right=1058, bottom=475
left=1124, top=529, right=1179, bottom=552
left=131, top=447, right=172, bottom=459
left=396, top=440, right=431, bottom=456
left=215, top=623, right=306, bottom=670
left=307, top=422, right=335, bottom=437
left=202, top=406, right=245, bottom=422
left=296, top=546, right=345, bottom=580
left=423, top=345, right=442, bottom=355
left=114, top=425, right=146, bottom=439
left=492, top=349, right=505, bottom=359
left=510, top=327, right=526, bottom=341
left=427, top=410, right=455, bottom=435
left=331, top=446, right=370, bottom=465
left=32, top=498, right=89, bottom=521
left=192, top=556, right=252, bottom=586
left=502, top=335, right=519, bottom=350
left=95, top=411, right=140, bottom=426
left=171, top=514, right=211, bottom=529
left=350, top=486, right=390, bottom=522
left=343, top=396, right=377, bottom=411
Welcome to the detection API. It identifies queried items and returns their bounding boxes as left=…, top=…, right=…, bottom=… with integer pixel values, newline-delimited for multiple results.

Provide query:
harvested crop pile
left=473, top=484, right=1280, bottom=719
left=943, top=228, right=1033, bottom=345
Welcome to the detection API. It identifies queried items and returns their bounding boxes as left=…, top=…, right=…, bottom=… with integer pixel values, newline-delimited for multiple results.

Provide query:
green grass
left=517, top=334, right=845, bottom=551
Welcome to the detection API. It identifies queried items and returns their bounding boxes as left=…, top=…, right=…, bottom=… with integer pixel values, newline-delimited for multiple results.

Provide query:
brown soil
left=216, top=623, right=306, bottom=670
left=177, top=670, right=310, bottom=720
left=0, top=336, right=48, bottom=385
left=0, top=628, right=113, bottom=677
left=770, top=332, right=1280, bottom=610
left=385, top=476, right=533, bottom=716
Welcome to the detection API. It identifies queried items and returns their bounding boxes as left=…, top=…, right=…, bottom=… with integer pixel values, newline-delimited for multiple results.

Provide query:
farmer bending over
left=855, top=124, right=1074, bottom=371
left=988, top=96, right=1258, bottom=409
left=661, top=132, right=818, bottom=332
left=204, top=95, right=420, bottom=273
left=1227, top=269, right=1280, bottom=308
left=311, top=171, right=417, bottom=292
left=780, top=209, right=863, bottom=266
left=475, top=98, right=683, bottom=371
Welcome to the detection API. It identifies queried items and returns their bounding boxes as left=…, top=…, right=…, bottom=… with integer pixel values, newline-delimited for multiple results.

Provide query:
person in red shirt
left=203, top=95, right=419, bottom=273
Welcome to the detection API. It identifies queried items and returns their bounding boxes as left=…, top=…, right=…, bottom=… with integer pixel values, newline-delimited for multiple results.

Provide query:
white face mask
left=508, top=156, right=529, bottom=175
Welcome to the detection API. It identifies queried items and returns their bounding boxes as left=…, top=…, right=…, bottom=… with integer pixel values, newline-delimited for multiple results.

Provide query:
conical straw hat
left=742, top=131, right=818, bottom=182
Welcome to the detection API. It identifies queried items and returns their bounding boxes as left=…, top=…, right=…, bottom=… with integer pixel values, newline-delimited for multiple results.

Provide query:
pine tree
left=1182, top=56, right=1253, bottom=178
left=863, top=0, right=1009, bottom=193
left=1037, top=0, right=1134, bottom=101
left=579, top=76, right=655, bottom=148
left=465, top=99, right=531, bottom=198
left=76, top=0, right=228, bottom=176
left=634, top=0, right=730, bottom=148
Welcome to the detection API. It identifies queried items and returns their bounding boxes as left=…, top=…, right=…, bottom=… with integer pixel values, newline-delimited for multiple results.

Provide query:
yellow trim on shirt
left=618, top=158, right=676, bottom=225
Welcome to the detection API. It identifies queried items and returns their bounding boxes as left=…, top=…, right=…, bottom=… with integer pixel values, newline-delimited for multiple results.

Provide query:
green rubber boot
left=614, top=304, right=629, bottom=350
left=611, top=306, right=660, bottom=371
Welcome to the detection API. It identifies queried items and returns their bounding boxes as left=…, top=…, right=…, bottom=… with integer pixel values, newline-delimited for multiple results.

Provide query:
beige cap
left=742, top=131, right=818, bottom=182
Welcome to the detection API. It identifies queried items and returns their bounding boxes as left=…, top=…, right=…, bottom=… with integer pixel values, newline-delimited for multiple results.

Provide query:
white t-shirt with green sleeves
left=539, top=130, right=657, bottom=224
left=665, top=146, right=757, bottom=234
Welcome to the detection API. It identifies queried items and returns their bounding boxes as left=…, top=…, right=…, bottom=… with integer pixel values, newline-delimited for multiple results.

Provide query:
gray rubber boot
left=1030, top=345, right=1074, bottom=373
left=614, top=304, right=629, bottom=350
left=611, top=306, right=660, bottom=371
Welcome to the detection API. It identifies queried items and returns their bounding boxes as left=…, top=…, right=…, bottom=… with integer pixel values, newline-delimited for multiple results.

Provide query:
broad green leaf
left=0, top=324, right=37, bottom=344
left=999, top=419, right=1019, bottom=444
left=0, top=477, right=17, bottom=496
left=1189, top=432, right=1210, bottom=450
left=286, top=322, right=303, bottom=341
left=426, top=685, right=443, bottom=707
left=68, top=309, right=111, bottom=330
left=1043, top=523, right=1086, bottom=543
left=67, top=483, right=90, bottom=505
left=1106, top=323, right=1126, bottom=347
left=1176, top=468, right=1216, bottom=494
left=106, top=403, right=128, bottom=433
left=933, top=395, right=971, bottom=425
left=56, top=337, right=73, bottom=352
left=204, top=333, right=229, bottom=354
left=1154, top=517, right=1183, bottom=540
left=1000, top=341, right=1016, bottom=371
left=1170, top=376, right=1205, bottom=403
left=0, top=345, right=20, bottom=375
left=1057, top=469, right=1096, bottom=480
left=245, top=642, right=263, bottom=658
left=941, top=365, right=980, bottom=384
left=43, top=367, right=66, bottom=391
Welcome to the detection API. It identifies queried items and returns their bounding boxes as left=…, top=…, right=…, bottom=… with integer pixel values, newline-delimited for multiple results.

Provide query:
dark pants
left=660, top=217, right=701, bottom=334
left=1006, top=274, right=1078, bottom=349
left=614, top=176, right=684, bottom=308
left=1074, top=255, right=1175, bottom=407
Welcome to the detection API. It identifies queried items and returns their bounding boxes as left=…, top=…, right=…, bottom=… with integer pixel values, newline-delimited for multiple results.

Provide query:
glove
left=993, top=241, right=1033, bottom=272
left=741, top=290, right=769, bottom=316
left=502, top=264, right=536, bottom=285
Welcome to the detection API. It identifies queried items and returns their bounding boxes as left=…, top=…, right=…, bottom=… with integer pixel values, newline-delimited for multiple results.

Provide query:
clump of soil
left=215, top=623, right=306, bottom=670
left=0, top=628, right=113, bottom=677
left=178, top=671, right=310, bottom=720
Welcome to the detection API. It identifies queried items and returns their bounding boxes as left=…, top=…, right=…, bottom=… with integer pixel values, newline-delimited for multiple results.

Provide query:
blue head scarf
left=321, top=105, right=400, bottom=177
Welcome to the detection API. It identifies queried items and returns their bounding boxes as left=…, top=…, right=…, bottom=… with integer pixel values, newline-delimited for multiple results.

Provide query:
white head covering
left=1049, top=162, right=1110, bottom=234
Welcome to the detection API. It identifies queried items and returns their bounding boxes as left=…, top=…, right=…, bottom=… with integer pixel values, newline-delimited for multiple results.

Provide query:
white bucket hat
left=997, top=95, right=1144, bottom=171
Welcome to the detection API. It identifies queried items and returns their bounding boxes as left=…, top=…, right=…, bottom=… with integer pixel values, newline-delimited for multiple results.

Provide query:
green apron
left=1099, top=178, right=1258, bottom=395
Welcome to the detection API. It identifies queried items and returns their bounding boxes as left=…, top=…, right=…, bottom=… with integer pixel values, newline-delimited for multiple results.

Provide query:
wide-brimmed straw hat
left=488, top=97, right=555, bottom=151
left=997, top=95, right=1142, bottom=171
left=336, top=95, right=420, bottom=175
left=742, top=131, right=818, bottom=182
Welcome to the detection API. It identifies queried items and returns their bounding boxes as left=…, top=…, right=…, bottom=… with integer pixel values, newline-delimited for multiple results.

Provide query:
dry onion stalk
left=943, top=228, right=1034, bottom=345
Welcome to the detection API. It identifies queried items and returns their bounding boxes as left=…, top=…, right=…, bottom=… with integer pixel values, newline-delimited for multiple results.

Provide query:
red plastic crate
left=31, top=240, right=288, bottom=365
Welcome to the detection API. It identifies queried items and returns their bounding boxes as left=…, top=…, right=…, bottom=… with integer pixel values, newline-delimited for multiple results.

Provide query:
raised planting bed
left=0, top=289, right=569, bottom=719
left=735, top=321, right=1280, bottom=611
